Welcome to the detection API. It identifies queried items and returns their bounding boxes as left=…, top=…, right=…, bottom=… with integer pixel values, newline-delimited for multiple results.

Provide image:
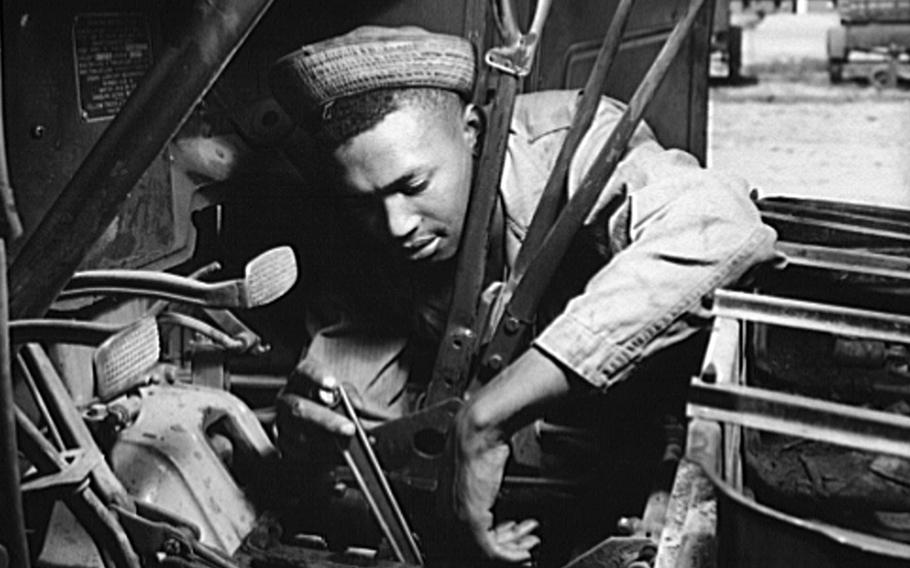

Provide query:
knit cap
left=269, top=26, right=476, bottom=123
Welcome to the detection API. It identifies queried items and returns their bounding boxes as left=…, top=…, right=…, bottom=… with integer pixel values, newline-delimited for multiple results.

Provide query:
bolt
left=161, top=538, right=184, bottom=556
left=504, top=317, right=521, bottom=334
left=30, top=124, right=45, bottom=139
left=487, top=354, right=503, bottom=370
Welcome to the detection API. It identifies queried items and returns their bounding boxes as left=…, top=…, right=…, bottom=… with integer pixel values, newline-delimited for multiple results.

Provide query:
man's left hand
left=454, top=403, right=539, bottom=563
left=451, top=347, right=578, bottom=562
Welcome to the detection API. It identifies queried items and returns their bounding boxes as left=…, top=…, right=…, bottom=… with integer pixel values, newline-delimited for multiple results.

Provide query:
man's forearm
left=460, top=346, right=579, bottom=449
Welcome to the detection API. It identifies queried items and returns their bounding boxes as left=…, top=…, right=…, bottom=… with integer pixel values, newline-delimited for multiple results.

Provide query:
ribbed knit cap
left=269, top=26, right=476, bottom=123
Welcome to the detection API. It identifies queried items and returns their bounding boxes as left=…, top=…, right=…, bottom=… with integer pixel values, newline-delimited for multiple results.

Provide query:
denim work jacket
left=300, top=90, right=778, bottom=420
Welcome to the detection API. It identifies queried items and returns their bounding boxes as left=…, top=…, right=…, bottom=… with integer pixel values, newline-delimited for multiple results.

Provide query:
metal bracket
left=484, top=0, right=552, bottom=77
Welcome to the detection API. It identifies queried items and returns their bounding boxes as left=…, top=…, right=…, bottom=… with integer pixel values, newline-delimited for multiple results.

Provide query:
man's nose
left=383, top=194, right=420, bottom=239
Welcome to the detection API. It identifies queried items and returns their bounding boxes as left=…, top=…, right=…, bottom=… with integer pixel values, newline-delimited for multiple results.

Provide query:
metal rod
left=512, top=0, right=636, bottom=277
left=9, top=0, right=275, bottom=319
left=158, top=312, right=246, bottom=351
left=427, top=65, right=521, bottom=403
left=0, top=27, right=23, bottom=243
left=761, top=196, right=910, bottom=224
left=20, top=344, right=134, bottom=510
left=17, top=353, right=65, bottom=451
left=777, top=241, right=910, bottom=281
left=761, top=210, right=910, bottom=245
left=336, top=385, right=423, bottom=565
left=759, top=199, right=910, bottom=234
left=712, top=289, right=910, bottom=345
left=11, top=320, right=121, bottom=346
left=145, top=261, right=222, bottom=317
left=15, top=407, right=140, bottom=568
left=0, top=242, right=29, bottom=568
left=482, top=0, right=708, bottom=373
left=0, top=18, right=27, bottom=562
left=687, top=379, right=910, bottom=461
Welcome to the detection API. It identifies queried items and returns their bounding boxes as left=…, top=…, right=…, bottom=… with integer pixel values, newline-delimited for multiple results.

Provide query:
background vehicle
left=826, top=0, right=910, bottom=85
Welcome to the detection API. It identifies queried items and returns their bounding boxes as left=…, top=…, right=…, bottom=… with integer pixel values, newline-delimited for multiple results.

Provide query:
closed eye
left=400, top=179, right=429, bottom=196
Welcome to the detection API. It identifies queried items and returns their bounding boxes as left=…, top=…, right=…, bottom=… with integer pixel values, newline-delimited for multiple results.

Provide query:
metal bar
left=200, top=308, right=265, bottom=353
left=15, top=407, right=140, bottom=568
left=761, top=210, right=910, bottom=245
left=158, top=312, right=246, bottom=351
left=760, top=196, right=910, bottom=224
left=428, top=0, right=559, bottom=403
left=17, top=353, right=65, bottom=451
left=481, top=0, right=709, bottom=374
left=687, top=379, right=910, bottom=461
left=145, top=261, right=222, bottom=317
left=0, top=242, right=28, bottom=568
left=9, top=0, right=275, bottom=319
left=512, top=0, right=636, bottom=277
left=335, top=386, right=423, bottom=566
left=426, top=61, right=521, bottom=404
left=0, top=30, right=24, bottom=243
left=20, top=344, right=134, bottom=510
left=760, top=199, right=910, bottom=234
left=712, top=289, right=910, bottom=345
left=492, top=0, right=521, bottom=43
left=10, top=319, right=121, bottom=346
left=777, top=241, right=910, bottom=280
left=0, top=23, right=28, bottom=564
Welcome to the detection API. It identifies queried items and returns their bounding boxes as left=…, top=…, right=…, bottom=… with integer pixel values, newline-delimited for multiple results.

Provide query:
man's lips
left=404, top=236, right=440, bottom=261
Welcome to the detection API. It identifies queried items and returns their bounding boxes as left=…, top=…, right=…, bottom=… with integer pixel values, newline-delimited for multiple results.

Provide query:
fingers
left=289, top=358, right=364, bottom=412
left=494, top=519, right=540, bottom=555
left=278, top=392, right=355, bottom=437
left=475, top=519, right=540, bottom=564
left=494, top=519, right=538, bottom=541
left=289, top=357, right=336, bottom=391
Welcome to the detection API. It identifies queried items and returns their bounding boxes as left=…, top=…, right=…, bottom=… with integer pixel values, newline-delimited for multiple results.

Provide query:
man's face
left=332, top=102, right=479, bottom=263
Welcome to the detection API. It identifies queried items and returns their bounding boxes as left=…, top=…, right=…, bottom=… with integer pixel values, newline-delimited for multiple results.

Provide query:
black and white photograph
left=1, top=1, right=909, bottom=567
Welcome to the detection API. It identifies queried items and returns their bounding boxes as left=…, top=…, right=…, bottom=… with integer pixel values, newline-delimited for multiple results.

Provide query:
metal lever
left=58, top=245, right=298, bottom=309
left=328, top=382, right=423, bottom=565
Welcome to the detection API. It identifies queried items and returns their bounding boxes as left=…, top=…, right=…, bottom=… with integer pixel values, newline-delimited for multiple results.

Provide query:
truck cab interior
left=5, top=1, right=910, bottom=567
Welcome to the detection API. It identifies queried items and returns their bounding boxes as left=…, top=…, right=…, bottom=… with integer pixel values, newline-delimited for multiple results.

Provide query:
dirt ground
left=708, top=74, right=910, bottom=210
left=708, top=11, right=910, bottom=211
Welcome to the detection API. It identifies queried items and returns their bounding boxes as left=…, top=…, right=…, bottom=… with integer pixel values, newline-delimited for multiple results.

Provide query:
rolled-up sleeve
left=533, top=128, right=777, bottom=389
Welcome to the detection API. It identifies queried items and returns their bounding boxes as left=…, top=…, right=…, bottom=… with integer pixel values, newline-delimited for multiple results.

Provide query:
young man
left=269, top=25, right=776, bottom=563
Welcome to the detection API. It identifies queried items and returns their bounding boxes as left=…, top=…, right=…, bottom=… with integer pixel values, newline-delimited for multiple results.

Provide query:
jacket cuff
left=533, top=314, right=636, bottom=390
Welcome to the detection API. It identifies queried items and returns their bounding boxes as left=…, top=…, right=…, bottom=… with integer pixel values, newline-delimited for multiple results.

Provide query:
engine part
left=110, top=383, right=275, bottom=555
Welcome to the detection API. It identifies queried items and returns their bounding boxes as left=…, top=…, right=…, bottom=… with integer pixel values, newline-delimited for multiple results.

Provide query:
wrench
left=325, top=380, right=424, bottom=566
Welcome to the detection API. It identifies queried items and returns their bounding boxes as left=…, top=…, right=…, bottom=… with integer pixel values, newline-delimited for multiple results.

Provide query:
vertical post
left=0, top=243, right=29, bottom=568
left=0, top=21, right=29, bottom=567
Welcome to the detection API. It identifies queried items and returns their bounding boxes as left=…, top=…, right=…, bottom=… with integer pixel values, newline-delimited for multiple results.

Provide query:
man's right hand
left=276, top=359, right=356, bottom=459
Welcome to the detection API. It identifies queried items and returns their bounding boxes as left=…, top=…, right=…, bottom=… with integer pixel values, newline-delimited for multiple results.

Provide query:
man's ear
left=461, top=103, right=483, bottom=155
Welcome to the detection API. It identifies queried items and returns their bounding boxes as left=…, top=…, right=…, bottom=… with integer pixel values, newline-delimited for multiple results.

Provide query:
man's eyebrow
left=376, top=172, right=423, bottom=196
